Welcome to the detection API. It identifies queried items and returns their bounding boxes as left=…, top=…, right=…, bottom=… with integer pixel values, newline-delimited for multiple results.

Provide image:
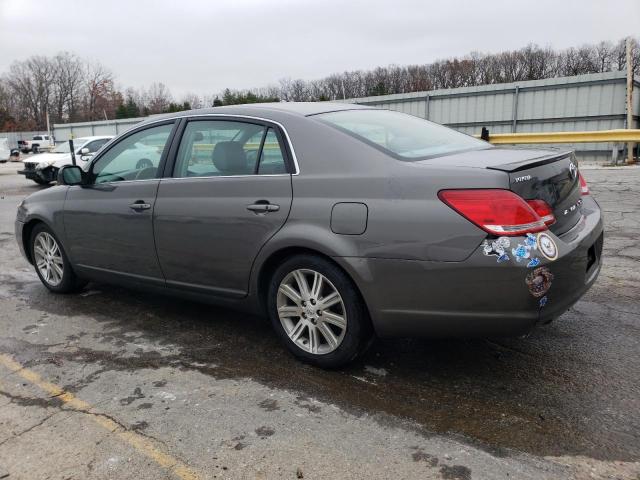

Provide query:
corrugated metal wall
left=0, top=131, right=50, bottom=149
left=48, top=71, right=639, bottom=163
left=52, top=117, right=146, bottom=142
left=339, top=71, right=639, bottom=163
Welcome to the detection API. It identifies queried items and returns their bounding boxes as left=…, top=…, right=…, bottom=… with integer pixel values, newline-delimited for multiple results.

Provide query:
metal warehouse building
left=339, top=71, right=639, bottom=163
left=51, top=71, right=639, bottom=164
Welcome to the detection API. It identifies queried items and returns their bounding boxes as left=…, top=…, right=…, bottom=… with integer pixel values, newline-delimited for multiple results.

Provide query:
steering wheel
left=136, top=158, right=153, bottom=169
left=135, top=167, right=157, bottom=180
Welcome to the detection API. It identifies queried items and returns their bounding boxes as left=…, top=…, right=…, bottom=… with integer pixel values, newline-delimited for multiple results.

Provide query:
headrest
left=212, top=141, right=248, bottom=174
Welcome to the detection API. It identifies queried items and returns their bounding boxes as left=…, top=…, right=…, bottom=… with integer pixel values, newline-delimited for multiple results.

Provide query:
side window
left=84, top=138, right=109, bottom=153
left=92, top=123, right=173, bottom=184
left=174, top=120, right=267, bottom=178
left=258, top=128, right=287, bottom=174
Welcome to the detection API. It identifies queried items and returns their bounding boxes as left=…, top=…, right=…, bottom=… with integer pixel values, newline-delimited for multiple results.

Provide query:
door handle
left=246, top=202, right=280, bottom=213
left=129, top=201, right=151, bottom=211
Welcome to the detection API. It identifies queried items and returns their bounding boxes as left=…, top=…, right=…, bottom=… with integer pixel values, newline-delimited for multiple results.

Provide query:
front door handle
left=246, top=202, right=280, bottom=213
left=129, top=201, right=151, bottom=211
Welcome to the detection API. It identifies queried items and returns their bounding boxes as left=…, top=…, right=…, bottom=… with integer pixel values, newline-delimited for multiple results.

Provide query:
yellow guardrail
left=192, top=142, right=279, bottom=152
left=475, top=129, right=640, bottom=144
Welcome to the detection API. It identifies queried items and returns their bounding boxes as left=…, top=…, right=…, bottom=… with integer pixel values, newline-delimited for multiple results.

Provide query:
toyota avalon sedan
left=15, top=103, right=603, bottom=368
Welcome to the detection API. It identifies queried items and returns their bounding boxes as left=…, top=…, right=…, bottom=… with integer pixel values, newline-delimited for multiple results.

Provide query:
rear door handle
left=129, top=201, right=151, bottom=211
left=246, top=202, right=280, bottom=213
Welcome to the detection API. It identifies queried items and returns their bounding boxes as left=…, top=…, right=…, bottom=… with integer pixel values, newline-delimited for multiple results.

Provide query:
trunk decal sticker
left=482, top=237, right=511, bottom=261
left=525, top=267, right=554, bottom=298
left=537, top=232, right=558, bottom=261
left=511, top=244, right=531, bottom=262
left=539, top=296, right=548, bottom=308
left=527, top=257, right=541, bottom=268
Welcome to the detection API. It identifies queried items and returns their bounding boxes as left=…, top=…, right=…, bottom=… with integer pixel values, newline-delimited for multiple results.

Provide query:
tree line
left=1, top=37, right=638, bottom=131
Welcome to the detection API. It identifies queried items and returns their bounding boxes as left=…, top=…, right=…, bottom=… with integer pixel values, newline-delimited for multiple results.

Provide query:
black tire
left=267, top=254, right=373, bottom=368
left=30, top=223, right=87, bottom=293
left=32, top=145, right=39, bottom=154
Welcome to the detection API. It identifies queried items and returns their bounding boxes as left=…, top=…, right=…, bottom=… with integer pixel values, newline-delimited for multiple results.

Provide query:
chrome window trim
left=159, top=173, right=291, bottom=182
left=117, top=113, right=301, bottom=176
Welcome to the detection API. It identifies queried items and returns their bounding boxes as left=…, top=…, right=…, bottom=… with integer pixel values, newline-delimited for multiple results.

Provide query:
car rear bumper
left=339, top=196, right=603, bottom=338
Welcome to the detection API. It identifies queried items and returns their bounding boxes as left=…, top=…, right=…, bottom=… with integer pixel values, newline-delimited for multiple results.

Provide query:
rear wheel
left=267, top=254, right=372, bottom=368
left=30, top=224, right=86, bottom=293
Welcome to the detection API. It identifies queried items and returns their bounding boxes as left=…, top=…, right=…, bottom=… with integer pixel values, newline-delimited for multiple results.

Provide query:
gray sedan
left=15, top=103, right=603, bottom=368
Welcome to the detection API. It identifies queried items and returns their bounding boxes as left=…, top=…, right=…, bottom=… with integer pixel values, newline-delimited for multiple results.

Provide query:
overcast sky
left=1, top=0, right=638, bottom=98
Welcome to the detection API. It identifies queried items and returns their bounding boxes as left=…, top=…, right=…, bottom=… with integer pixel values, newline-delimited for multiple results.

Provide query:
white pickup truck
left=17, top=134, right=53, bottom=153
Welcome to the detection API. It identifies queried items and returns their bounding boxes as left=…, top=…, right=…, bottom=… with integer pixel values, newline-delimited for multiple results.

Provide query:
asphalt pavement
left=0, top=160, right=638, bottom=479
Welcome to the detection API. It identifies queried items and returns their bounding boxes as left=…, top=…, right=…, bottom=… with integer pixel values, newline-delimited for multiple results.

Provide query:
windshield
left=314, top=109, right=490, bottom=160
left=52, top=142, right=70, bottom=153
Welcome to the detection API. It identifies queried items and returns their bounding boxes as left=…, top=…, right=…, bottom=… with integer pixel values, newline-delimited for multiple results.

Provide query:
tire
left=30, top=224, right=87, bottom=293
left=267, top=254, right=373, bottom=368
left=32, top=145, right=39, bottom=154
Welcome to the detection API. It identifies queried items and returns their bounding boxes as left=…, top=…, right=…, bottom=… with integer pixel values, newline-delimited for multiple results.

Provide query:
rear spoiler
left=486, top=151, right=572, bottom=173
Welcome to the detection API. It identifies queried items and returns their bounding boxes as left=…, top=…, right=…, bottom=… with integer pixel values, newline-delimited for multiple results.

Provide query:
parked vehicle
left=0, top=138, right=9, bottom=163
left=18, top=135, right=52, bottom=153
left=18, top=136, right=112, bottom=184
left=14, top=103, right=603, bottom=368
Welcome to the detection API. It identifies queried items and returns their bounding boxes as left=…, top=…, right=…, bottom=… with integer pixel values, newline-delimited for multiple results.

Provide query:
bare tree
left=51, top=52, right=84, bottom=122
left=84, top=61, right=114, bottom=121
left=146, top=82, right=172, bottom=114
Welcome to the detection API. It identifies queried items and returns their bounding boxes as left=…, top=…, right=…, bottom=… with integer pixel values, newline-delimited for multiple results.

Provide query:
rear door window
left=173, top=120, right=289, bottom=177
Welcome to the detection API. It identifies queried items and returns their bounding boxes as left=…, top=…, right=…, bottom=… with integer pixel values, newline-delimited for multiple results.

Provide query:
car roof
left=143, top=102, right=369, bottom=124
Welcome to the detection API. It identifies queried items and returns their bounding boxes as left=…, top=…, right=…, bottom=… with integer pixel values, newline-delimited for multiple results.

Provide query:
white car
left=0, top=138, right=9, bottom=163
left=19, top=136, right=112, bottom=184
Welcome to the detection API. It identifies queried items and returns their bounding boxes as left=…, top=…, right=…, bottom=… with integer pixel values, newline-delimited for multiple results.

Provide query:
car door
left=153, top=118, right=294, bottom=297
left=64, top=122, right=176, bottom=283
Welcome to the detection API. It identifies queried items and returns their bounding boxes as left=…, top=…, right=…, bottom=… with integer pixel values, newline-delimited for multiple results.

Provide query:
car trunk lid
left=419, top=147, right=583, bottom=235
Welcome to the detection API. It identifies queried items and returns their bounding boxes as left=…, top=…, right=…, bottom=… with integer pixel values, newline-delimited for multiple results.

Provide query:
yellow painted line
left=474, top=129, right=640, bottom=144
left=0, top=353, right=200, bottom=480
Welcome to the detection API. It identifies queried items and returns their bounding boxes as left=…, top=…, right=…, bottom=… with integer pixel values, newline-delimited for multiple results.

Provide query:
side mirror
left=80, top=147, right=90, bottom=155
left=58, top=165, right=85, bottom=186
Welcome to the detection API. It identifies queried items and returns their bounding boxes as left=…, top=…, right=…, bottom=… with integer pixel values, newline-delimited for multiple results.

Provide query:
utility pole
left=626, top=37, right=635, bottom=164
left=46, top=110, right=52, bottom=147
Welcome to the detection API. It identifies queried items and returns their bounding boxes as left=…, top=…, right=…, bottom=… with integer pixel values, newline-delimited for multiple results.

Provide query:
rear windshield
left=314, top=109, right=490, bottom=160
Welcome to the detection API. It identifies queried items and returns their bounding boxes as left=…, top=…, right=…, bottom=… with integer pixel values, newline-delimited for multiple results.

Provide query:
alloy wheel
left=276, top=269, right=347, bottom=355
left=33, top=232, right=64, bottom=286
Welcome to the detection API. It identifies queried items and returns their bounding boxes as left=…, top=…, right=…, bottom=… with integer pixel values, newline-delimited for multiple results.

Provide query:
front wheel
left=30, top=224, right=86, bottom=293
left=267, top=254, right=373, bottom=368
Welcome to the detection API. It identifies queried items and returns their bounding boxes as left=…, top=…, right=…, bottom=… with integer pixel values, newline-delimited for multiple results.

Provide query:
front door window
left=91, top=123, right=173, bottom=183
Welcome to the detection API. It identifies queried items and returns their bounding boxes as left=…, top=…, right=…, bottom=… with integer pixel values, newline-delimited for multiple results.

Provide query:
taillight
left=438, top=189, right=548, bottom=236
left=579, top=173, right=589, bottom=195
left=526, top=199, right=556, bottom=226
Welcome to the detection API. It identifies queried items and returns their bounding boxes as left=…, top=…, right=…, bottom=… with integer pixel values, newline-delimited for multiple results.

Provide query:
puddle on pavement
left=2, top=276, right=639, bottom=463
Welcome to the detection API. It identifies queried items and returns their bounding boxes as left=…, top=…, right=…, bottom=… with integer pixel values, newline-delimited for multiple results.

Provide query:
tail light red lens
left=526, top=199, right=556, bottom=226
left=438, top=189, right=548, bottom=236
left=579, top=173, right=589, bottom=195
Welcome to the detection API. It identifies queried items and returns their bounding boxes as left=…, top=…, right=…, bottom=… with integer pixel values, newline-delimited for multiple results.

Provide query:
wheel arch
left=21, top=218, right=46, bottom=264
left=254, top=246, right=374, bottom=332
